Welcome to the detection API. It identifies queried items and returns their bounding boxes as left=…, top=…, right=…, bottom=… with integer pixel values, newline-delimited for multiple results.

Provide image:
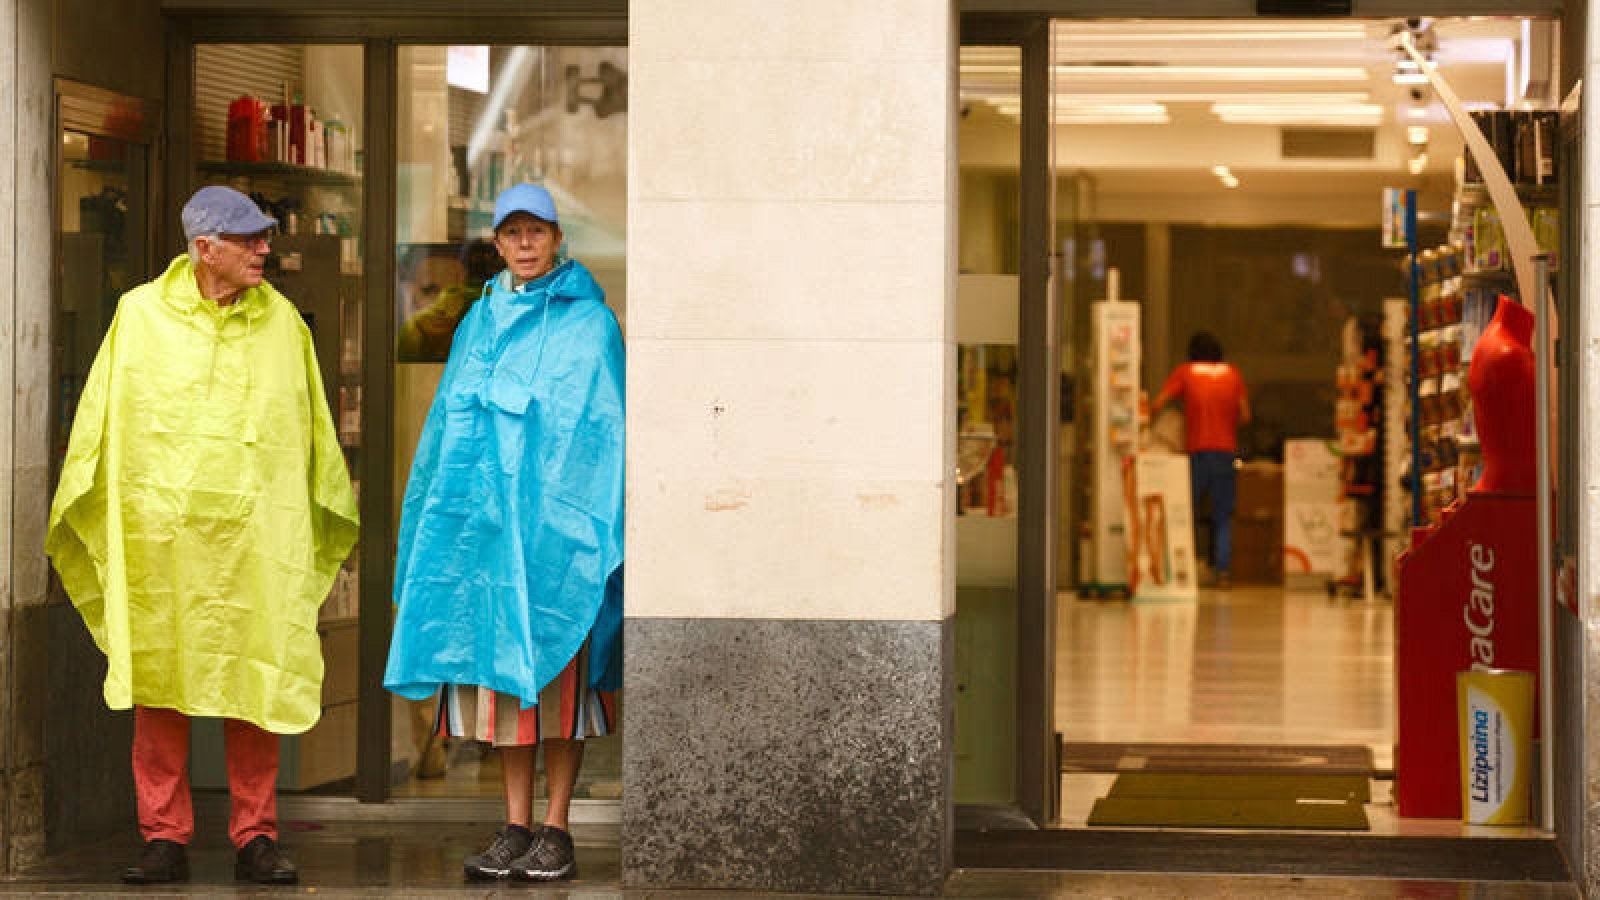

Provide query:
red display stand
left=1394, top=492, right=1539, bottom=818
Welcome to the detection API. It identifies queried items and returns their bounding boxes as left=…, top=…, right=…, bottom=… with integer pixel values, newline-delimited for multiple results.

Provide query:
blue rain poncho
left=46, top=255, right=359, bottom=734
left=384, top=258, right=624, bottom=706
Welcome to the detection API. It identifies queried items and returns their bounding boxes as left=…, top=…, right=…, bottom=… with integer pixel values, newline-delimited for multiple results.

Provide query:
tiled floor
left=1055, top=584, right=1543, bottom=838
left=1058, top=584, right=1394, bottom=761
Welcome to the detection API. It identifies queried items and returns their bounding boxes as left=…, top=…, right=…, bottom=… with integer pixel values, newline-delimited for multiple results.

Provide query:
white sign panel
left=1126, top=451, right=1198, bottom=601
left=1284, top=438, right=1341, bottom=575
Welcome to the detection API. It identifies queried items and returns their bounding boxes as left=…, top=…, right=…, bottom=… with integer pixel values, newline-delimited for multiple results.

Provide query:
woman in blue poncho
left=384, top=183, right=624, bottom=883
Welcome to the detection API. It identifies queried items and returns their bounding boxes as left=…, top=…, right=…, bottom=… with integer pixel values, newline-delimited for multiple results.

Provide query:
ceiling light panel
left=1054, top=21, right=1370, bottom=40
left=1056, top=65, right=1370, bottom=83
left=1041, top=91, right=1371, bottom=105
left=1212, top=102, right=1384, bottom=126
left=1052, top=20, right=1380, bottom=65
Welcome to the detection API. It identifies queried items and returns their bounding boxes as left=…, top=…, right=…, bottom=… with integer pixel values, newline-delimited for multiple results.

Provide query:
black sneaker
left=463, top=826, right=534, bottom=880
left=234, top=835, right=299, bottom=884
left=509, top=826, right=576, bottom=881
left=122, top=838, right=189, bottom=884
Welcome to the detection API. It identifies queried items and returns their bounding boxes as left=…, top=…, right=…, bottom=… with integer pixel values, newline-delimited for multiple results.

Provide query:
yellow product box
left=1457, top=668, right=1534, bottom=825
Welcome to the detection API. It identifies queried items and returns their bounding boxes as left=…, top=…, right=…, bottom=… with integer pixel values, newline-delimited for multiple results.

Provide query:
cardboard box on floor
left=1232, top=461, right=1284, bottom=584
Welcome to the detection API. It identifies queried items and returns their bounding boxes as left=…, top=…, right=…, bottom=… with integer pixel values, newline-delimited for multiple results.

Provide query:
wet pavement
left=0, top=821, right=1580, bottom=897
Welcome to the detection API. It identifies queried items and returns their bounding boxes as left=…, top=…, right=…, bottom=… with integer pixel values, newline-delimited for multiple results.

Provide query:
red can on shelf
left=226, top=95, right=267, bottom=162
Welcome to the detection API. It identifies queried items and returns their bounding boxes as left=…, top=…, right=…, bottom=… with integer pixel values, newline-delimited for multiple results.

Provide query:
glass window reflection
left=391, top=44, right=627, bottom=801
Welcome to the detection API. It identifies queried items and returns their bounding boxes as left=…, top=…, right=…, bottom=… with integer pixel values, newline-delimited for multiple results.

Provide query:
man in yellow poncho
left=46, top=186, right=358, bottom=886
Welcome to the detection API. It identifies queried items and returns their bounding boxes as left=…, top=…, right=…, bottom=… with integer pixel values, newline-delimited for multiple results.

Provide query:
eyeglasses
left=217, top=231, right=273, bottom=249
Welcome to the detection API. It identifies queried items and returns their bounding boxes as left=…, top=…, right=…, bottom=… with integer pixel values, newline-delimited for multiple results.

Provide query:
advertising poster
left=1284, top=438, right=1341, bottom=575
left=1124, top=451, right=1197, bottom=601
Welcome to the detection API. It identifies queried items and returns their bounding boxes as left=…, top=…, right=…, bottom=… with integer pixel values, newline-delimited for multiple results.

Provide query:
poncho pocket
left=485, top=373, right=534, bottom=416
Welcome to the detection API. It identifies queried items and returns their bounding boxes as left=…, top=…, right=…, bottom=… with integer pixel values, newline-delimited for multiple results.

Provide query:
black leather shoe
left=234, top=835, right=299, bottom=884
left=123, top=839, right=189, bottom=884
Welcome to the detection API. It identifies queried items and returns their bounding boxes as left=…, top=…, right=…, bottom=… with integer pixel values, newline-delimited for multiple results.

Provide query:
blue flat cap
left=182, top=185, right=278, bottom=241
left=493, top=183, right=559, bottom=230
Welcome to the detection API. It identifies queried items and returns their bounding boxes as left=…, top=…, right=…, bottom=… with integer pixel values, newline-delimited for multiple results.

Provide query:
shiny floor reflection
left=1058, top=585, right=1394, bottom=760
left=1055, top=585, right=1542, bottom=838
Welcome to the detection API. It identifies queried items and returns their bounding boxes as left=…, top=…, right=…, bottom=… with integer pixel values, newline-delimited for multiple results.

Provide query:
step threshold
left=955, top=828, right=1570, bottom=883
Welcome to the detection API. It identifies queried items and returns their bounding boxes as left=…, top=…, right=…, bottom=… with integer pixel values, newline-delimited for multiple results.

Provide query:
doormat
left=1087, top=773, right=1371, bottom=830
left=1108, top=773, right=1370, bottom=803
left=1061, top=741, right=1376, bottom=776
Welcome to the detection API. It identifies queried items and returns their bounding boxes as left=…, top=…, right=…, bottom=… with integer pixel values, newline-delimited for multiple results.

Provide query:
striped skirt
left=434, top=641, right=618, bottom=748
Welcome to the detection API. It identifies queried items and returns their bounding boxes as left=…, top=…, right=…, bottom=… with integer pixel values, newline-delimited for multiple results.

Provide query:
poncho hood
left=385, top=257, right=624, bottom=706
left=46, top=255, right=359, bottom=734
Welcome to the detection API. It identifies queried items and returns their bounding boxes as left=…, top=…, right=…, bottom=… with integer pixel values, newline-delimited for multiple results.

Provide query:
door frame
left=961, top=0, right=1575, bottom=833
left=959, top=13, right=1059, bottom=826
left=162, top=7, right=627, bottom=804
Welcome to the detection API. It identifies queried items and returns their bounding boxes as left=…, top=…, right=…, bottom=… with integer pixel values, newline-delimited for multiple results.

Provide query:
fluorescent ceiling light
left=1057, top=22, right=1368, bottom=39
left=1040, top=91, right=1372, bottom=105
left=1436, top=37, right=1514, bottom=65
left=1212, top=102, right=1383, bottom=126
left=1407, top=125, right=1430, bottom=145
left=1209, top=164, right=1239, bottom=188
left=962, top=90, right=1373, bottom=108
left=1055, top=111, right=1171, bottom=124
left=992, top=100, right=1172, bottom=124
left=1055, top=65, right=1369, bottom=82
left=1408, top=153, right=1429, bottom=175
left=1060, top=30, right=1367, bottom=43
left=1392, top=72, right=1430, bottom=85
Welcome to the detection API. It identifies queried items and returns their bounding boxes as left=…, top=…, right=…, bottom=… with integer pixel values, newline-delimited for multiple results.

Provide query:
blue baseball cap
left=182, top=185, right=277, bottom=241
left=493, top=183, right=559, bottom=231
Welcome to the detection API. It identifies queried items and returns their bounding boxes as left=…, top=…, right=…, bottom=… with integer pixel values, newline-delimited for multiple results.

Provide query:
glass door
left=954, top=45, right=1022, bottom=808
left=187, top=42, right=367, bottom=797
left=955, top=18, right=1060, bottom=824
left=54, top=82, right=156, bottom=467
left=389, top=43, right=627, bottom=802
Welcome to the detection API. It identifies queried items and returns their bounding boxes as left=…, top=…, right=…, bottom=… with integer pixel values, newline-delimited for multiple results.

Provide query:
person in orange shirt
left=1151, top=332, right=1251, bottom=588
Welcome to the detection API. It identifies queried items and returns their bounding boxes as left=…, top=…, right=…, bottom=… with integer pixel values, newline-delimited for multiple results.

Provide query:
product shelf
left=198, top=159, right=361, bottom=186
left=1457, top=182, right=1559, bottom=208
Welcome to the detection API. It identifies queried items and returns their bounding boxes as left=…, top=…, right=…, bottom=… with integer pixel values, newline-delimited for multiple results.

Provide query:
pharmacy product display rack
left=1398, top=110, right=1560, bottom=528
left=1411, top=245, right=1468, bottom=525
left=1332, top=316, right=1387, bottom=599
left=1079, top=298, right=1140, bottom=596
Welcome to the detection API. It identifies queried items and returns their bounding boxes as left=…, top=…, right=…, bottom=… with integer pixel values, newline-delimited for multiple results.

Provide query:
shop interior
left=955, top=15, right=1564, bottom=836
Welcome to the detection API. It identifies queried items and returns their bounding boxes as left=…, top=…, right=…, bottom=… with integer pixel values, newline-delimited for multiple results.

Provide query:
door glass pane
left=955, top=46, right=1021, bottom=806
left=190, top=43, right=365, bottom=796
left=56, top=131, right=148, bottom=464
left=391, top=44, right=627, bottom=801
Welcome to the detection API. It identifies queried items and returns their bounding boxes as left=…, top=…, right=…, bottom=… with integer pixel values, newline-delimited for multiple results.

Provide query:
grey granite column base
left=622, top=617, right=952, bottom=895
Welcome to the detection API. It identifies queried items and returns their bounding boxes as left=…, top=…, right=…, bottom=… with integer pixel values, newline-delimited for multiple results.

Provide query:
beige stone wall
left=626, top=0, right=957, bottom=621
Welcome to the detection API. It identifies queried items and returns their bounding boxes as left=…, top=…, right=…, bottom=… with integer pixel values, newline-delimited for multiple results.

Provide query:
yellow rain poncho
left=46, top=255, right=359, bottom=735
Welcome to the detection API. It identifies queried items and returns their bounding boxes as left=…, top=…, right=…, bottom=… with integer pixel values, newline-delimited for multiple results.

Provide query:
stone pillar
left=2, top=0, right=53, bottom=874
left=0, top=0, right=16, bottom=869
left=622, top=2, right=957, bottom=894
